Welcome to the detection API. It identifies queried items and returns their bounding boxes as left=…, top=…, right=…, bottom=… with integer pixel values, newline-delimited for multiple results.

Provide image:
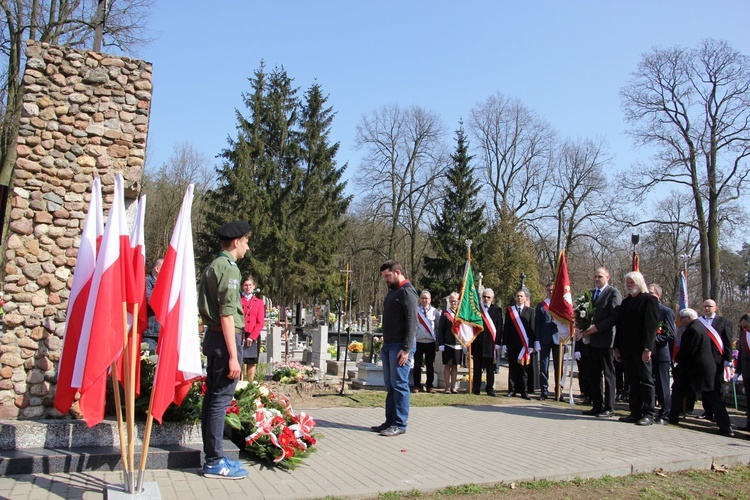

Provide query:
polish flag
left=149, top=184, right=203, bottom=424
left=117, top=194, right=147, bottom=397
left=54, top=178, right=103, bottom=415
left=77, top=174, right=129, bottom=427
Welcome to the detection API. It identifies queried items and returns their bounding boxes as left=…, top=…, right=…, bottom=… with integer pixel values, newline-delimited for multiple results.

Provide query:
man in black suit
left=648, top=283, right=676, bottom=423
left=698, top=299, right=733, bottom=431
left=614, top=272, right=659, bottom=426
left=668, top=308, right=733, bottom=436
left=736, top=314, right=750, bottom=431
left=582, top=267, right=621, bottom=418
left=535, top=282, right=559, bottom=400
left=503, top=288, right=535, bottom=400
left=472, top=288, right=503, bottom=396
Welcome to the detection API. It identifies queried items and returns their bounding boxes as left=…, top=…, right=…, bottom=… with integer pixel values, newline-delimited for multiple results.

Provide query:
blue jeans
left=201, top=330, right=242, bottom=466
left=381, top=342, right=414, bottom=429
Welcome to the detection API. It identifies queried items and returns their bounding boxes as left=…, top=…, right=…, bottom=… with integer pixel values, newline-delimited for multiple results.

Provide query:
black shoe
left=506, top=391, right=516, bottom=397
left=471, top=390, right=480, bottom=395
left=636, top=416, right=654, bottom=426
left=655, top=418, right=668, bottom=425
left=597, top=410, right=615, bottom=418
left=619, top=414, right=640, bottom=423
left=540, top=393, right=548, bottom=400
left=520, top=393, right=531, bottom=400
left=370, top=422, right=390, bottom=433
left=487, top=391, right=497, bottom=397
left=380, top=426, right=406, bottom=437
left=719, top=428, right=735, bottom=437
left=698, top=412, right=715, bottom=422
left=582, top=408, right=602, bottom=416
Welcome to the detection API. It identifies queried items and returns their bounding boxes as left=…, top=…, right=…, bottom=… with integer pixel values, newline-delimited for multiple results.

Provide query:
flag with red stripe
left=149, top=185, right=203, bottom=424
left=54, top=178, right=103, bottom=415
left=77, top=174, right=129, bottom=427
left=548, top=250, right=575, bottom=342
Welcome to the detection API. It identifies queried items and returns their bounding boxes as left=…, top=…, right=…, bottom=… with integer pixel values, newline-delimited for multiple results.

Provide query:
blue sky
left=137, top=1, right=750, bottom=191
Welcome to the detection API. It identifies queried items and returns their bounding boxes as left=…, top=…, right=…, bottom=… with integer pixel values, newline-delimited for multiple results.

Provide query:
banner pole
left=110, top=362, right=129, bottom=476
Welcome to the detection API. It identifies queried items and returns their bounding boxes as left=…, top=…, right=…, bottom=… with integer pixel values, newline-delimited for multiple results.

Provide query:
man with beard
left=648, top=283, right=676, bottom=424
left=502, top=288, right=535, bottom=399
left=614, top=272, right=659, bottom=426
left=581, top=267, right=621, bottom=418
left=668, top=308, right=733, bottom=436
left=371, top=260, right=418, bottom=437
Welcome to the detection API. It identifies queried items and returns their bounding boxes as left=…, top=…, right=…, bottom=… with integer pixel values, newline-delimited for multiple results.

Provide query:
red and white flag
left=548, top=249, right=575, bottom=342
left=149, top=184, right=203, bottom=424
left=54, top=178, right=103, bottom=415
left=77, top=174, right=129, bottom=427
left=117, top=194, right=147, bottom=397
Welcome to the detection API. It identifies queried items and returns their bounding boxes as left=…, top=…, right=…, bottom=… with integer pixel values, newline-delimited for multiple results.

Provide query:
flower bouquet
left=271, top=361, right=319, bottom=383
left=347, top=341, right=363, bottom=353
left=574, top=291, right=595, bottom=334
left=225, top=381, right=317, bottom=469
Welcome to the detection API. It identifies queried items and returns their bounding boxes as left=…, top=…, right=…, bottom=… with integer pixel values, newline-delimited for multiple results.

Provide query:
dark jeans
left=621, top=352, right=655, bottom=419
left=201, top=330, right=241, bottom=466
left=472, top=354, right=495, bottom=394
left=539, top=343, right=560, bottom=396
left=589, top=346, right=616, bottom=412
left=413, top=341, right=436, bottom=390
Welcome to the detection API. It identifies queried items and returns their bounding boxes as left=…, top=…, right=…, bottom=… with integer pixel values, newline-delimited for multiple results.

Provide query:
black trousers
left=472, top=354, right=495, bottom=394
left=413, top=341, right=436, bottom=390
left=539, top=343, right=561, bottom=396
left=652, top=359, right=671, bottom=417
left=670, top=387, right=731, bottom=432
left=507, top=348, right=528, bottom=395
left=589, top=346, right=616, bottom=412
left=621, top=352, right=655, bottom=419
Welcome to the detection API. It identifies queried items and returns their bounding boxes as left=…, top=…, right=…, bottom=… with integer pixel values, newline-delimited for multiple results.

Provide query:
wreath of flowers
left=225, top=381, right=317, bottom=469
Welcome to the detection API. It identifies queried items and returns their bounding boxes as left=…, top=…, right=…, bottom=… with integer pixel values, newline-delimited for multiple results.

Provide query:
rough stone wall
left=0, top=41, right=152, bottom=419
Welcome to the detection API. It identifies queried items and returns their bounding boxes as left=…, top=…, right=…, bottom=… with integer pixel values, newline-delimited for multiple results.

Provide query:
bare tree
left=142, top=142, right=213, bottom=261
left=0, top=0, right=154, bottom=186
left=354, top=104, right=446, bottom=278
left=468, top=92, right=556, bottom=223
left=620, top=38, right=750, bottom=300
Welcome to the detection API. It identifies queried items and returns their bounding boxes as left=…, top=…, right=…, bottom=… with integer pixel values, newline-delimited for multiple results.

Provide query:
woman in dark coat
left=668, top=308, right=733, bottom=436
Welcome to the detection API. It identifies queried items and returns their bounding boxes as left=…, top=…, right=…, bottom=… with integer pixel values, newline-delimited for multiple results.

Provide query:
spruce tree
left=421, top=124, right=487, bottom=302
left=199, top=64, right=349, bottom=304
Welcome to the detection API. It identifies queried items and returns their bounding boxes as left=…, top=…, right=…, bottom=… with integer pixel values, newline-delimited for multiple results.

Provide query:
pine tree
left=421, top=124, right=487, bottom=302
left=199, top=64, right=349, bottom=304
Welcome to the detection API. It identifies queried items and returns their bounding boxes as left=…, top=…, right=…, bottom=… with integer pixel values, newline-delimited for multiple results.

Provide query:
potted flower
left=347, top=341, right=363, bottom=362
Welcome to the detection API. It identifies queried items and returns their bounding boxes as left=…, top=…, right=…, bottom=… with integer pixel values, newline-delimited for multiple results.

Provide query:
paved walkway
left=2, top=400, right=750, bottom=499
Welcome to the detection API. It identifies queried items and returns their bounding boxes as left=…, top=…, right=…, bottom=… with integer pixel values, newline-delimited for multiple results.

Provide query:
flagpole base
left=105, top=481, right=160, bottom=499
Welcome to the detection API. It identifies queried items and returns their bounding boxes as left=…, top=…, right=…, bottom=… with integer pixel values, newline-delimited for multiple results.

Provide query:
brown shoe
left=411, top=387, right=420, bottom=393
left=427, top=388, right=436, bottom=394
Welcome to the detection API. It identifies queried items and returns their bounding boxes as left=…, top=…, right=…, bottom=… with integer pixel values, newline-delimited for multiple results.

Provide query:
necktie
left=593, top=289, right=600, bottom=302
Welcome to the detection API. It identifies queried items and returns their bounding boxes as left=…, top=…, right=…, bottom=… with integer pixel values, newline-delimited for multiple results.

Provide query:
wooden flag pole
left=110, top=362, right=129, bottom=474
left=138, top=375, right=158, bottom=492
left=121, top=301, right=135, bottom=493
left=128, top=303, right=140, bottom=492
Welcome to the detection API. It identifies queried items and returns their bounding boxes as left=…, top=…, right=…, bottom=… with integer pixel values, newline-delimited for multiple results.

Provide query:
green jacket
left=198, top=250, right=243, bottom=329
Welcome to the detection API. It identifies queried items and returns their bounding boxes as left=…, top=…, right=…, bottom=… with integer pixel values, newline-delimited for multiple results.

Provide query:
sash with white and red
left=508, top=306, right=531, bottom=365
left=418, top=308, right=436, bottom=341
left=700, top=317, right=732, bottom=381
left=699, top=317, right=724, bottom=355
left=479, top=306, right=497, bottom=342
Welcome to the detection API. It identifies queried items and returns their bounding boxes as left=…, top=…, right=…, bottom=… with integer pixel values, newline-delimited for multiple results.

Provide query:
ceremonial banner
left=452, top=261, right=483, bottom=346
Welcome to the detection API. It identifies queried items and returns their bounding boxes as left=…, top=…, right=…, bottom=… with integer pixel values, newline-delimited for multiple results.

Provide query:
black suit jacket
left=534, top=301, right=558, bottom=346
left=654, top=303, right=676, bottom=362
left=703, top=315, right=732, bottom=365
left=473, top=304, right=503, bottom=357
left=502, top=305, right=535, bottom=352
left=590, top=285, right=621, bottom=349
left=614, top=292, right=659, bottom=356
